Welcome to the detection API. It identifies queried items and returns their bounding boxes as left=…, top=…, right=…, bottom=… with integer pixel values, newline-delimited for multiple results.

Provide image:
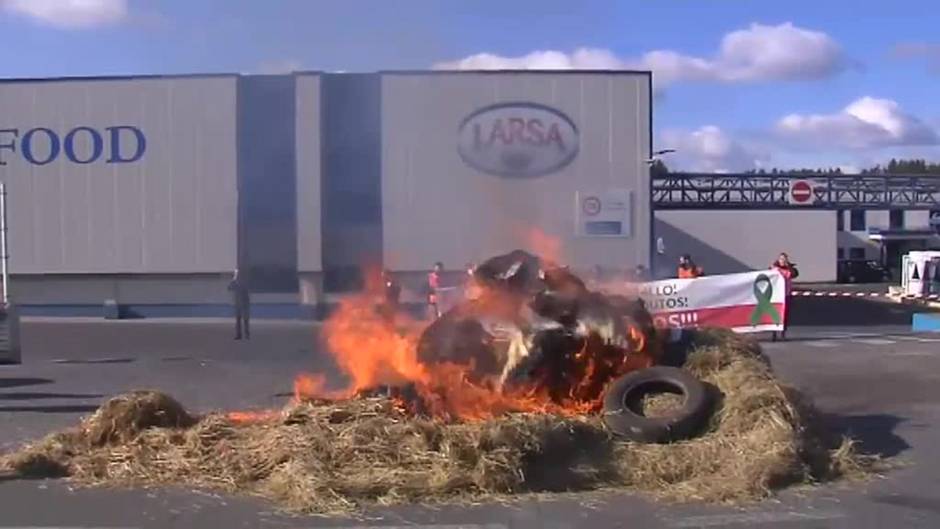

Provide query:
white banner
left=633, top=270, right=788, bottom=333
left=445, top=270, right=788, bottom=334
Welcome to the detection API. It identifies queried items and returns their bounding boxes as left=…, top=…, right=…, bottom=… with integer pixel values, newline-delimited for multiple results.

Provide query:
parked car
left=837, top=259, right=891, bottom=284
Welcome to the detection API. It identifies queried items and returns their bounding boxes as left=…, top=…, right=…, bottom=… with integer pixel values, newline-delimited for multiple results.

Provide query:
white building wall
left=0, top=76, right=238, bottom=274
left=655, top=210, right=837, bottom=282
left=380, top=72, right=652, bottom=272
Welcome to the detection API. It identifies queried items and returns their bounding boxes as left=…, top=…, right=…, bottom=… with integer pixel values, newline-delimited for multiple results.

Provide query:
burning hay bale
left=0, top=328, right=875, bottom=515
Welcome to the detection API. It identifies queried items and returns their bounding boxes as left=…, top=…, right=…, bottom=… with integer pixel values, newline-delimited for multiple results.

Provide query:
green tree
left=649, top=159, right=669, bottom=176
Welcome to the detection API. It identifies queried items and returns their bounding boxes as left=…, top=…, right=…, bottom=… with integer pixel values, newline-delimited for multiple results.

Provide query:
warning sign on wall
left=575, top=189, right=632, bottom=238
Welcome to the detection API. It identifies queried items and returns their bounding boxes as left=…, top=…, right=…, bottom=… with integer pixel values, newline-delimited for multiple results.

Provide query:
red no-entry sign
left=788, top=180, right=814, bottom=205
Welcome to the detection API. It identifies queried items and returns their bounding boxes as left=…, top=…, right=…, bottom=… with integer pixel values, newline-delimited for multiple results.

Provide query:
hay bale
left=0, top=329, right=877, bottom=514
left=82, top=391, right=196, bottom=446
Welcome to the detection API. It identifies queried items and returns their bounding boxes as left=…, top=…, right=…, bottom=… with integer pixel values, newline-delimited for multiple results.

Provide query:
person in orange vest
left=677, top=254, right=704, bottom=279
left=771, top=253, right=799, bottom=341
left=427, top=261, right=444, bottom=319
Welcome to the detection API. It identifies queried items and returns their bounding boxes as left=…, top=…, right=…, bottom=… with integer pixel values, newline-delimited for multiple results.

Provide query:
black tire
left=602, top=366, right=712, bottom=444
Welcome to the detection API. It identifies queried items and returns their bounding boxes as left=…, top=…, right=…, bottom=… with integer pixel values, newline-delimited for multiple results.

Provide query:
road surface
left=0, top=298, right=939, bottom=528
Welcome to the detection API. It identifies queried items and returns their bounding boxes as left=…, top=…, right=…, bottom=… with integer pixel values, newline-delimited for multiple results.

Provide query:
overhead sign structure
left=457, top=102, right=580, bottom=178
left=576, top=189, right=632, bottom=238
left=788, top=179, right=815, bottom=206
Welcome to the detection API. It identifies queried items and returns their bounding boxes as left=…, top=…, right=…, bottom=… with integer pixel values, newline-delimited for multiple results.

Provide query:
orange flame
left=293, top=373, right=331, bottom=401
left=519, top=226, right=562, bottom=265
left=226, top=410, right=281, bottom=423
left=320, top=297, right=431, bottom=396
left=287, top=265, right=658, bottom=422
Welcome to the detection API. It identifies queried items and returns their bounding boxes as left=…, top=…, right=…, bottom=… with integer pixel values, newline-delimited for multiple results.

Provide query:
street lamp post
left=648, top=149, right=677, bottom=279
left=646, top=149, right=676, bottom=164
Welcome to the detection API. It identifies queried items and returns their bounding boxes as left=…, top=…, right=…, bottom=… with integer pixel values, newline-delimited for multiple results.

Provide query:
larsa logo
left=458, top=102, right=579, bottom=178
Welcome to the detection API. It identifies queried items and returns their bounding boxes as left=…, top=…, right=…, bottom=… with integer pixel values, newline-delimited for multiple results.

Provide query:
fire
left=227, top=410, right=281, bottom=423
left=293, top=373, right=330, bottom=401
left=287, top=264, right=657, bottom=422
left=320, top=296, right=431, bottom=395
left=519, top=226, right=562, bottom=265
left=229, top=250, right=659, bottom=425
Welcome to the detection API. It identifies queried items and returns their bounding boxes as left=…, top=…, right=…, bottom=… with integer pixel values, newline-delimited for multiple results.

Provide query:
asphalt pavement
left=1, top=297, right=940, bottom=528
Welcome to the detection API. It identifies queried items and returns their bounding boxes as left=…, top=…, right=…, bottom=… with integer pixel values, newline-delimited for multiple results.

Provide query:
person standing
left=379, top=269, right=401, bottom=322
left=228, top=268, right=250, bottom=340
left=427, top=262, right=444, bottom=320
left=383, top=269, right=401, bottom=309
left=677, top=254, right=704, bottom=279
left=771, top=253, right=799, bottom=341
left=464, top=262, right=481, bottom=301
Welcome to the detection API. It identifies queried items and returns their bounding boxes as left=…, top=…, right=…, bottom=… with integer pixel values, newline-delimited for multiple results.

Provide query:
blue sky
left=2, top=0, right=939, bottom=171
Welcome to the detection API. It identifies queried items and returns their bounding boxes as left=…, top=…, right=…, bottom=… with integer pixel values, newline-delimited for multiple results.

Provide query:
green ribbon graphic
left=750, top=273, right=781, bottom=326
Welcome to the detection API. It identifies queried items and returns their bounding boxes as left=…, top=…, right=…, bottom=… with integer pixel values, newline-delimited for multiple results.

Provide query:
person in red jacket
left=771, top=253, right=799, bottom=341
left=427, top=262, right=444, bottom=320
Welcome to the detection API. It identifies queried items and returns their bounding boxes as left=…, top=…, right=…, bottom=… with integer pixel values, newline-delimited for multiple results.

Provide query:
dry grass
left=640, top=393, right=685, bottom=418
left=0, top=328, right=877, bottom=514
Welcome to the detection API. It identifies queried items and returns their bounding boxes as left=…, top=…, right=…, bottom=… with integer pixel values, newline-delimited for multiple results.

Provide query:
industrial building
left=654, top=199, right=940, bottom=283
left=0, top=71, right=653, bottom=316
left=3, top=70, right=934, bottom=317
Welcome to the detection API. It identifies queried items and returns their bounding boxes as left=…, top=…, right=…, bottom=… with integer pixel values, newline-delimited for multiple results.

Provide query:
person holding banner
left=771, top=253, right=799, bottom=341
left=677, top=254, right=704, bottom=279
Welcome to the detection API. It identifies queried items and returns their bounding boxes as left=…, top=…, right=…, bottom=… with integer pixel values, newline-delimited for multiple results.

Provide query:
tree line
left=650, top=158, right=940, bottom=176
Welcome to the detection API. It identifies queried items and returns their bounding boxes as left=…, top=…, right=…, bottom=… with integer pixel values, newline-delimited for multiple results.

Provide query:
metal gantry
left=652, top=173, right=940, bottom=210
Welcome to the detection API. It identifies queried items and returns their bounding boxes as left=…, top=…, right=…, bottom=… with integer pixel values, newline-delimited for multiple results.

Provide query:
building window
left=850, top=210, right=866, bottom=232
left=837, top=210, right=845, bottom=231
left=889, top=210, right=905, bottom=229
left=849, top=247, right=866, bottom=260
left=837, top=248, right=845, bottom=260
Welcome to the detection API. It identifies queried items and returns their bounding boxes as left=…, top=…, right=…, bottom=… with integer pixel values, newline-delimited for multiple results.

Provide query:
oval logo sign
left=458, top=102, right=579, bottom=178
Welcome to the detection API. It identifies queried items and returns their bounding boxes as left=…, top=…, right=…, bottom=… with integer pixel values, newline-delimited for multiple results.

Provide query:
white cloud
left=436, top=23, right=847, bottom=90
left=659, top=126, right=767, bottom=173
left=437, top=48, right=625, bottom=71
left=2, top=0, right=127, bottom=29
left=776, top=97, right=939, bottom=149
